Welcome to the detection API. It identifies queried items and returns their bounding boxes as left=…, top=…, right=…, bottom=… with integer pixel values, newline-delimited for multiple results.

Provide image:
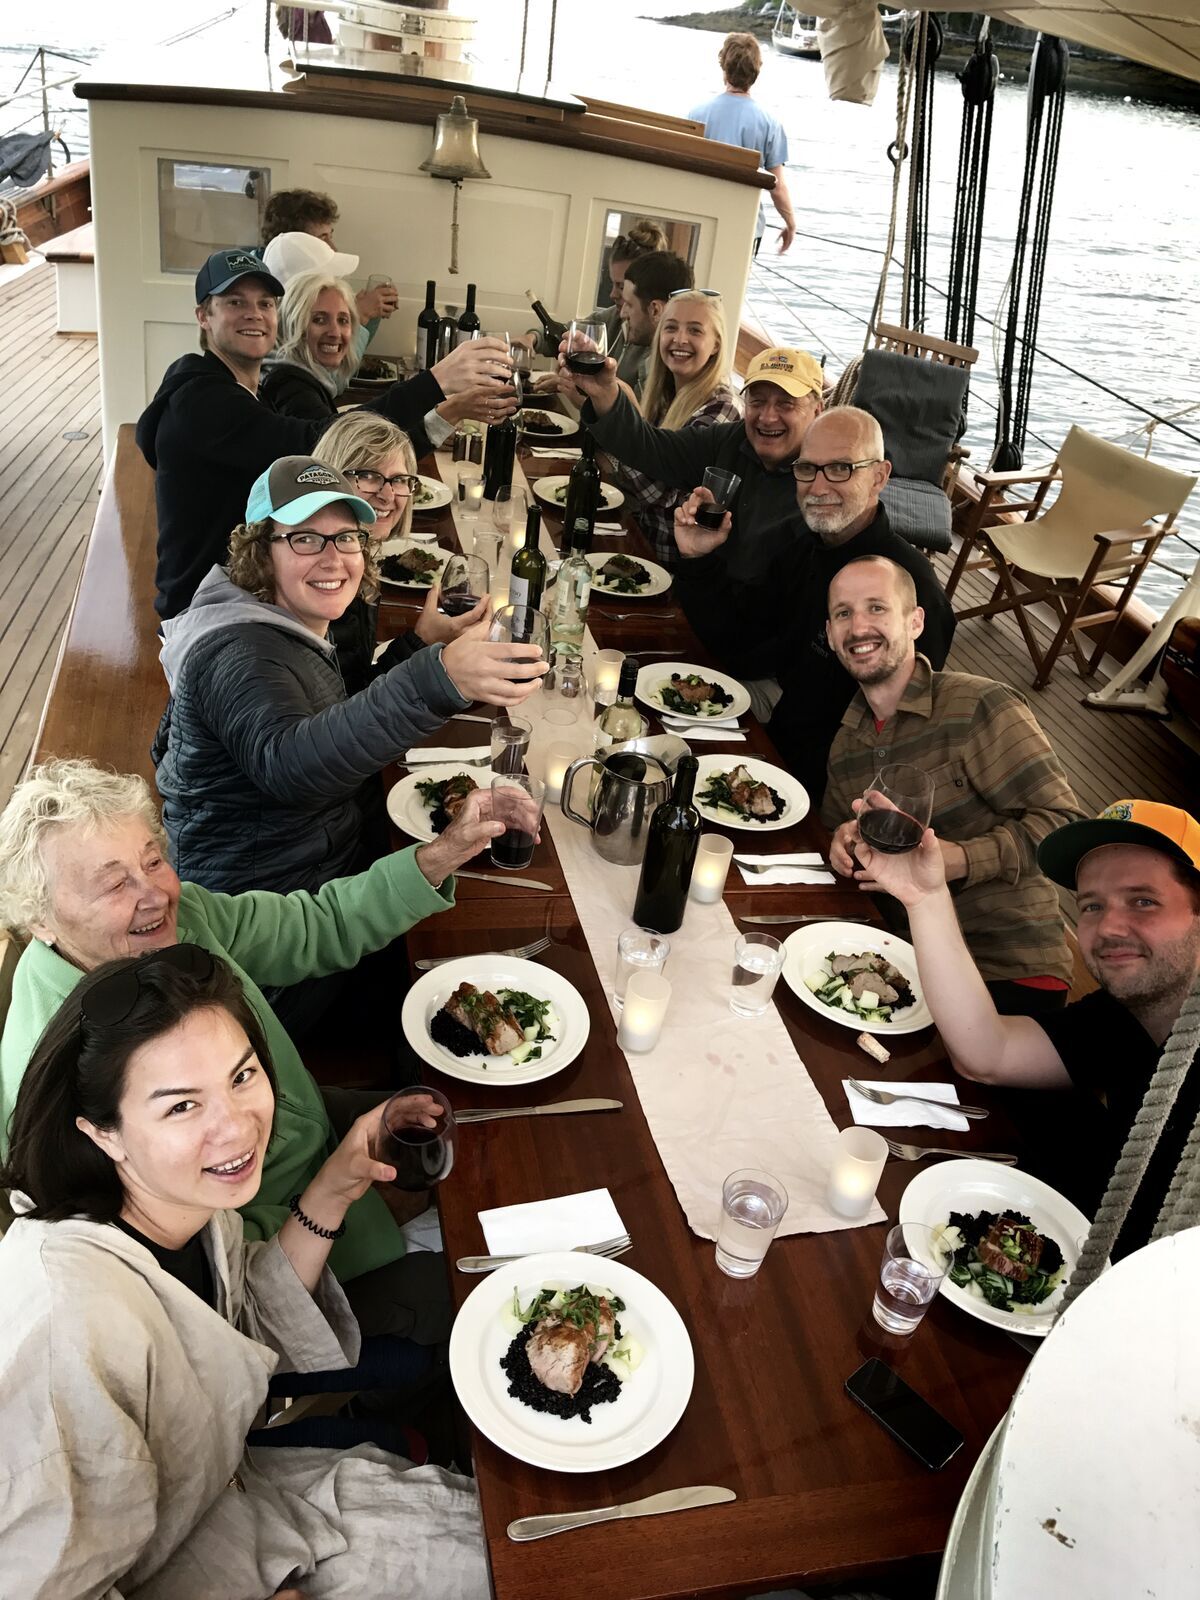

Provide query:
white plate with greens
left=377, top=538, right=453, bottom=590
left=899, top=1160, right=1090, bottom=1337
left=693, top=754, right=809, bottom=833
left=587, top=552, right=672, bottom=599
left=400, top=955, right=589, bottom=1085
left=781, top=922, right=932, bottom=1034
left=634, top=661, right=750, bottom=724
left=449, top=1250, right=694, bottom=1471
left=386, top=764, right=482, bottom=843
left=532, top=474, right=624, bottom=514
left=413, top=474, right=452, bottom=512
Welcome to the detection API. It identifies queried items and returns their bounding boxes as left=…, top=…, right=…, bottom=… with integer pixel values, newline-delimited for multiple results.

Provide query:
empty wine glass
left=488, top=603, right=549, bottom=659
left=858, top=763, right=936, bottom=855
left=564, top=319, right=608, bottom=376
left=440, top=554, right=489, bottom=617
left=372, top=1087, right=457, bottom=1192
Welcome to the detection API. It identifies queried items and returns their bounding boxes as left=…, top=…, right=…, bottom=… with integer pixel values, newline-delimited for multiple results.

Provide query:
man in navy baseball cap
left=194, top=248, right=284, bottom=302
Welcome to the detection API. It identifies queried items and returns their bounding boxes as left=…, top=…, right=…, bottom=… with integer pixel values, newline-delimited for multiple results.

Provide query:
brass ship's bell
left=419, top=95, right=491, bottom=182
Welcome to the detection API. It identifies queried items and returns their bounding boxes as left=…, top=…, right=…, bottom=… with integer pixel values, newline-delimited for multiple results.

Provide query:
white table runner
left=434, top=447, right=884, bottom=1239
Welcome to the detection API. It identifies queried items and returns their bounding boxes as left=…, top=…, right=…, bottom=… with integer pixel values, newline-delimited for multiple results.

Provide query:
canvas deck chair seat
left=946, top=425, right=1197, bottom=690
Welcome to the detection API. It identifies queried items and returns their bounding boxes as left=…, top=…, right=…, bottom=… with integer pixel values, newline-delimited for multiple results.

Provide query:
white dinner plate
left=692, top=754, right=810, bottom=833
left=780, top=921, right=933, bottom=1035
left=400, top=955, right=590, bottom=1086
left=386, top=764, right=482, bottom=844
left=449, top=1250, right=695, bottom=1472
left=516, top=410, right=580, bottom=439
left=377, top=537, right=453, bottom=589
left=412, top=474, right=452, bottom=512
left=634, top=661, right=751, bottom=724
left=586, top=551, right=672, bottom=599
left=898, top=1159, right=1091, bottom=1337
left=532, top=474, right=624, bottom=514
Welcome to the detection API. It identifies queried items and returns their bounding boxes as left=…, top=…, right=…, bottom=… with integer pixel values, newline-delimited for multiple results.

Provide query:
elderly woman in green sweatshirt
left=0, top=757, right=530, bottom=1341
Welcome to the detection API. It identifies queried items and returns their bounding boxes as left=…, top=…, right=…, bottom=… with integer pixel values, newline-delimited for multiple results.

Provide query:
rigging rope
left=945, top=19, right=997, bottom=350
left=901, top=13, right=940, bottom=332
left=992, top=34, right=1070, bottom=470
left=864, top=27, right=914, bottom=352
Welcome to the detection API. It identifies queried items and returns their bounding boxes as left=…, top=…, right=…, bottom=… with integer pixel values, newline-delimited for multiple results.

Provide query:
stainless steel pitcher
left=559, top=748, right=671, bottom=865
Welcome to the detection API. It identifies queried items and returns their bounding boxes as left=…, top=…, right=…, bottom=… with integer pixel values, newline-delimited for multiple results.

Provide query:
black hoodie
left=135, top=351, right=442, bottom=620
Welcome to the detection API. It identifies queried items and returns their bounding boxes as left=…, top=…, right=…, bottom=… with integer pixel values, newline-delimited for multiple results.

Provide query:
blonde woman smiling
left=615, top=289, right=740, bottom=566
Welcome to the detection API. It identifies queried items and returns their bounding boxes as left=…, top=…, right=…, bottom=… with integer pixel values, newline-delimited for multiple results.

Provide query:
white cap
left=262, top=230, right=360, bottom=286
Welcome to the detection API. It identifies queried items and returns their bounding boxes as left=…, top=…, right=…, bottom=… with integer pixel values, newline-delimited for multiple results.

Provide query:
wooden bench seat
left=41, top=222, right=94, bottom=264
left=42, top=221, right=96, bottom=334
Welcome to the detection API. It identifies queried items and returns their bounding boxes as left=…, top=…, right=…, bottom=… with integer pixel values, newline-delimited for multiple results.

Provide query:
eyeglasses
left=270, top=529, right=369, bottom=556
left=791, top=458, right=882, bottom=484
left=668, top=287, right=721, bottom=300
left=80, top=944, right=215, bottom=1030
left=345, top=469, right=422, bottom=497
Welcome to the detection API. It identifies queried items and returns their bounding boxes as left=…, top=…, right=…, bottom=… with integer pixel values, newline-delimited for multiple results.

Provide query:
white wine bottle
left=597, top=656, right=646, bottom=747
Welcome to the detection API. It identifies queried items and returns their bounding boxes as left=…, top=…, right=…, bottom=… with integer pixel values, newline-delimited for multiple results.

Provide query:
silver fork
left=736, top=859, right=822, bottom=874
left=414, top=936, right=551, bottom=972
left=849, top=1079, right=989, bottom=1120
left=602, top=610, right=676, bottom=620
left=396, top=755, right=492, bottom=770
left=884, top=1138, right=1017, bottom=1165
left=456, top=1234, right=632, bottom=1273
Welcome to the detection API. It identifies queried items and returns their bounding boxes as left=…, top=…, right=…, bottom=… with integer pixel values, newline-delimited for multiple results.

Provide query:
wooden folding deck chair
left=945, top=425, right=1197, bottom=690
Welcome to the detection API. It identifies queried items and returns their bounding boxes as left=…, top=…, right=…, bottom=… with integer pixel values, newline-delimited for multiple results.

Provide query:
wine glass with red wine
left=373, top=1087, right=457, bottom=1191
left=858, top=763, right=936, bottom=855
left=564, top=320, right=608, bottom=376
left=440, top=554, right=488, bottom=616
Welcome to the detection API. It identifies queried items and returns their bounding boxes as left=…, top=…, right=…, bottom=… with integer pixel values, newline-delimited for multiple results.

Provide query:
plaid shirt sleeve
left=956, top=685, right=1083, bottom=888
left=618, top=390, right=742, bottom=512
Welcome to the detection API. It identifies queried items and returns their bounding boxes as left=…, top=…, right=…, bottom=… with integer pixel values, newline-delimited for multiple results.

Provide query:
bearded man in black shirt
left=855, top=799, right=1200, bottom=1258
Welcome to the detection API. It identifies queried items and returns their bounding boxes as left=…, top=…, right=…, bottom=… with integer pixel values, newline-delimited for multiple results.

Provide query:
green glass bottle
left=508, top=504, right=547, bottom=613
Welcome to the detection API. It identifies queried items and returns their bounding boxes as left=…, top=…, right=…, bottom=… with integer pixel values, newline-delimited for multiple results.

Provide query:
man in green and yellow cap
left=856, top=798, right=1200, bottom=1257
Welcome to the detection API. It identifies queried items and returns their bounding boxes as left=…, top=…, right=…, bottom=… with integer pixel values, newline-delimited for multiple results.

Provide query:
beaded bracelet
left=288, top=1193, right=347, bottom=1241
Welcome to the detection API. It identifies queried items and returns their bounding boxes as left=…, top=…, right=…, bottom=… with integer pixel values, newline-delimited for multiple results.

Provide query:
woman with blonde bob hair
left=259, top=269, right=362, bottom=420
left=617, top=289, right=741, bottom=565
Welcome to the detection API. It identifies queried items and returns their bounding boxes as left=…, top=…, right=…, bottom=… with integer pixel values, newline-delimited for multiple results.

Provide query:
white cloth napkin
left=531, top=446, right=581, bottom=457
left=595, top=520, right=626, bottom=532
left=735, top=852, right=835, bottom=886
left=478, top=1187, right=628, bottom=1254
left=403, top=745, right=490, bottom=765
left=843, top=1079, right=970, bottom=1133
left=664, top=719, right=746, bottom=743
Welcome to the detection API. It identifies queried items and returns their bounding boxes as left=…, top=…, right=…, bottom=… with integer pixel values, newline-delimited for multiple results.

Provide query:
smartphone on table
left=845, top=1358, right=964, bottom=1470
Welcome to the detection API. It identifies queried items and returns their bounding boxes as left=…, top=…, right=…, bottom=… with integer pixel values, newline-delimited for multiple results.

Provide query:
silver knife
left=450, top=712, right=493, bottom=724
left=740, top=913, right=874, bottom=926
left=454, top=869, right=554, bottom=891
left=457, top=1098, right=622, bottom=1125
left=507, top=1485, right=736, bottom=1542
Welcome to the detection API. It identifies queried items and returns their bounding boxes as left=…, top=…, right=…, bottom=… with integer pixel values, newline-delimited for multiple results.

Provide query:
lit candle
left=593, top=649, right=624, bottom=698
left=616, top=971, right=671, bottom=1054
left=690, top=834, right=734, bottom=903
left=542, top=741, right=576, bottom=804
left=826, top=1126, right=888, bottom=1218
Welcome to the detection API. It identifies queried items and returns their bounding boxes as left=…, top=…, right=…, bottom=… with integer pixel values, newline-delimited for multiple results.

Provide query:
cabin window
left=595, top=208, right=701, bottom=308
left=157, top=161, right=271, bottom=274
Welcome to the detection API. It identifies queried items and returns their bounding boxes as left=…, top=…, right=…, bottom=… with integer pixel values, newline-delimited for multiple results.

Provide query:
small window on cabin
left=157, top=161, right=271, bottom=274
left=594, top=209, right=701, bottom=309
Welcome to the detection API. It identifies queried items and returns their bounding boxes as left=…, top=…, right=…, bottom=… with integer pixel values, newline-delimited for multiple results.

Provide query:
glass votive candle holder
left=613, top=928, right=670, bottom=1009
left=616, top=970, right=671, bottom=1053
left=826, top=1126, right=889, bottom=1219
left=592, top=649, right=624, bottom=698
left=542, top=741, right=577, bottom=804
left=690, top=834, right=734, bottom=904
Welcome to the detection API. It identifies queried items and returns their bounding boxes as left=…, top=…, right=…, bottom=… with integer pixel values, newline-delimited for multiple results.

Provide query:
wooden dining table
left=382, top=438, right=1030, bottom=1599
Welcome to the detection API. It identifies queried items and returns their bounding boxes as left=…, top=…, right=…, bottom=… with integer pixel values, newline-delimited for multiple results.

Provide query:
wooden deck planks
left=0, top=264, right=101, bottom=809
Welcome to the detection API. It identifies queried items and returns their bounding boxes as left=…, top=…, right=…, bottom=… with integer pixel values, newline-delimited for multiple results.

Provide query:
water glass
left=489, top=773, right=545, bottom=871
left=872, top=1224, right=947, bottom=1336
left=488, top=603, right=550, bottom=659
left=716, top=1168, right=789, bottom=1278
left=372, top=1086, right=456, bottom=1192
left=493, top=485, right=528, bottom=538
left=613, top=928, right=671, bottom=1009
left=490, top=715, right=532, bottom=776
left=470, top=527, right=502, bottom=582
left=729, top=931, right=785, bottom=1017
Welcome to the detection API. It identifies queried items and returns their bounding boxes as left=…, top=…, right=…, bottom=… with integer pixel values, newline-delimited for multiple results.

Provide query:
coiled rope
left=1060, top=966, right=1200, bottom=1311
left=0, top=198, right=29, bottom=251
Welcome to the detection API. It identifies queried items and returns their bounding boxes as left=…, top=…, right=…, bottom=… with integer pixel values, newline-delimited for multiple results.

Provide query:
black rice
left=430, top=1008, right=482, bottom=1059
left=500, top=1325, right=623, bottom=1423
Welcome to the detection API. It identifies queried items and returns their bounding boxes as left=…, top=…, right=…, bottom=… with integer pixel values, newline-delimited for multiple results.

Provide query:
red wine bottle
left=417, top=279, right=439, bottom=371
left=482, top=407, right=516, bottom=500
left=559, top=430, right=600, bottom=552
left=632, top=756, right=700, bottom=933
left=454, top=282, right=480, bottom=346
left=528, top=295, right=567, bottom=345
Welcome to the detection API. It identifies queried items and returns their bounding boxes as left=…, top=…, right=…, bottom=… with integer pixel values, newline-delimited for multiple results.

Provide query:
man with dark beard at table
left=672, top=406, right=955, bottom=804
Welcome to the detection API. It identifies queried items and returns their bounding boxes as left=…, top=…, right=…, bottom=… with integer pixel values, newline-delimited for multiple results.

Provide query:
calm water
left=4, top=0, right=1196, bottom=607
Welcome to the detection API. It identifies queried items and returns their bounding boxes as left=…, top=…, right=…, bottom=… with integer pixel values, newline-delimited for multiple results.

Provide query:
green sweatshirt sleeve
left=184, top=846, right=456, bottom=990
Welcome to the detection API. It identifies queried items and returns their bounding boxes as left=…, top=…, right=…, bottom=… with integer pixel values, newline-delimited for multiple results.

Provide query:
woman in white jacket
left=0, top=946, right=487, bottom=1600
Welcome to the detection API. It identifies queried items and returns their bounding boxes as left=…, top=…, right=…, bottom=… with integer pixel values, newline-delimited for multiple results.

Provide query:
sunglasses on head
left=80, top=944, right=215, bottom=1030
left=668, top=287, right=721, bottom=300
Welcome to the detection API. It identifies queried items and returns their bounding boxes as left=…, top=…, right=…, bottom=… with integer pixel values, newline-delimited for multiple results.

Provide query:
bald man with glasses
left=673, top=405, right=956, bottom=802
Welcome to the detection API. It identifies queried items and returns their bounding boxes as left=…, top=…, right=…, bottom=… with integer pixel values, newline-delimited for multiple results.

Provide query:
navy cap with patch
left=195, top=249, right=284, bottom=304
left=246, top=456, right=375, bottom=526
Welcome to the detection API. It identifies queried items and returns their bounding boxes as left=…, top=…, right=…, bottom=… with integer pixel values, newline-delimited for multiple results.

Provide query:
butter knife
left=740, top=913, right=874, bottom=926
left=454, top=869, right=555, bottom=891
left=457, top=1098, right=622, bottom=1125
left=508, top=1485, right=736, bottom=1542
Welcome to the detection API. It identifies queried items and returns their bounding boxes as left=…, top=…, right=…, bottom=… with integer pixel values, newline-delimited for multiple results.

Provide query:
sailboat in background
left=770, top=3, right=821, bottom=59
